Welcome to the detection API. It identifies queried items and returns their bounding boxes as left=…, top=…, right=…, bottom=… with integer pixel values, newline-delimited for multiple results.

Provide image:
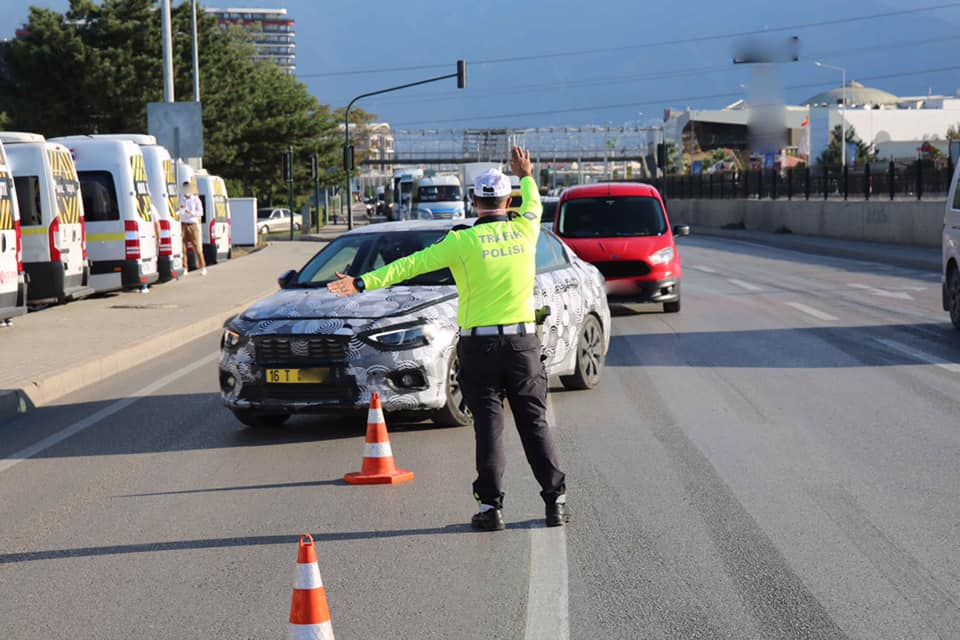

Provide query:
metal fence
left=654, top=161, right=955, bottom=201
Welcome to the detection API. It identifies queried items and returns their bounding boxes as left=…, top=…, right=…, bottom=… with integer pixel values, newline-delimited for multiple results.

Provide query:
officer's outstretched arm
left=359, top=233, right=458, bottom=291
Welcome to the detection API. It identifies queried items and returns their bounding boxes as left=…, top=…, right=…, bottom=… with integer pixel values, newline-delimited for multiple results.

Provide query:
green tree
left=0, top=0, right=340, bottom=202
left=817, top=124, right=876, bottom=166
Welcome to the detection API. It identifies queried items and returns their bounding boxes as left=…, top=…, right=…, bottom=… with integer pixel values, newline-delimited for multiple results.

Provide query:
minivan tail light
left=48, top=216, right=61, bottom=262
left=80, top=215, right=87, bottom=259
left=158, top=219, right=172, bottom=256
left=14, top=220, right=23, bottom=273
left=124, top=220, right=141, bottom=260
left=209, top=219, right=217, bottom=242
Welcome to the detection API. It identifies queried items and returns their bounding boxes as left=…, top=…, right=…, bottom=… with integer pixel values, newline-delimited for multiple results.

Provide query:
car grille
left=254, top=335, right=349, bottom=365
left=593, top=260, right=651, bottom=278
left=431, top=212, right=454, bottom=220
left=240, top=382, right=358, bottom=403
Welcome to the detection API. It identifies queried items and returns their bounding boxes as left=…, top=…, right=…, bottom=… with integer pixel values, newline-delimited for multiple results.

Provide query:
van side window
left=13, top=176, right=42, bottom=226
left=77, top=171, right=119, bottom=222
left=198, top=195, right=208, bottom=223
left=953, top=182, right=960, bottom=210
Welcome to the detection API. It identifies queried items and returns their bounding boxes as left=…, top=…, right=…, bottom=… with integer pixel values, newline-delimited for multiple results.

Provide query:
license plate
left=265, top=368, right=330, bottom=384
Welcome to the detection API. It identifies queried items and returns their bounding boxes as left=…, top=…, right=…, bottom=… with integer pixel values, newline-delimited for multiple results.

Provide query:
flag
left=798, top=118, right=811, bottom=158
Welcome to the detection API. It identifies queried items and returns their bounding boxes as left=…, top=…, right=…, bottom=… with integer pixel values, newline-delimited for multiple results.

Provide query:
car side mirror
left=673, top=225, right=690, bottom=237
left=278, top=269, right=298, bottom=289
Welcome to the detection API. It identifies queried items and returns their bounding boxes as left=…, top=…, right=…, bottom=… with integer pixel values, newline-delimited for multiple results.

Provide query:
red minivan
left=553, top=182, right=689, bottom=312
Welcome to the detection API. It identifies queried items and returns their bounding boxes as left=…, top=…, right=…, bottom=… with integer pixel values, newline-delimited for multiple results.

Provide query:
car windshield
left=294, top=229, right=455, bottom=287
left=417, top=185, right=462, bottom=202
left=541, top=200, right=558, bottom=223
left=558, top=196, right=667, bottom=237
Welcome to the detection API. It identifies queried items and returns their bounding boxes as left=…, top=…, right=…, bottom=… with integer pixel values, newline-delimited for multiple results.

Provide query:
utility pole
left=160, top=0, right=174, bottom=102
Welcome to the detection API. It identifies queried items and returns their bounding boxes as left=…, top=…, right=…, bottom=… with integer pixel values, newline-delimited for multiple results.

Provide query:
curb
left=0, top=286, right=277, bottom=425
left=691, top=227, right=942, bottom=273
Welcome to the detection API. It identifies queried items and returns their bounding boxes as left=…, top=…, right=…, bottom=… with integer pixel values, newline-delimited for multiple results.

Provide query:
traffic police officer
left=328, top=146, right=567, bottom=531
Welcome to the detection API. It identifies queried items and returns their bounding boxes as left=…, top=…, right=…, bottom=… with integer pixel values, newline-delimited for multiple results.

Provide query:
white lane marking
left=0, top=352, right=220, bottom=476
left=526, top=526, right=570, bottom=640
left=691, top=265, right=718, bottom=273
left=728, top=278, right=763, bottom=292
left=847, top=283, right=913, bottom=300
left=526, top=396, right=570, bottom=640
left=875, top=339, right=960, bottom=373
left=784, top=302, right=839, bottom=322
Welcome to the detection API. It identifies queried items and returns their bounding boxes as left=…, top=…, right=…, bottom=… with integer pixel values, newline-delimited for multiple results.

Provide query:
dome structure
left=803, top=81, right=899, bottom=107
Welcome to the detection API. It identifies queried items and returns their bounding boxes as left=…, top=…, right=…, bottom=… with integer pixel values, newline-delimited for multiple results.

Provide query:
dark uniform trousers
left=457, top=333, right=566, bottom=510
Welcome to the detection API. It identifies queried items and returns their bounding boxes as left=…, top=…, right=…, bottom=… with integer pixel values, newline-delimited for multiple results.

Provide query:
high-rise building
left=207, top=7, right=295, bottom=75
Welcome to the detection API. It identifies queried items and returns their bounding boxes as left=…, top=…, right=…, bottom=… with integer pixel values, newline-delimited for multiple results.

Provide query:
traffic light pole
left=343, top=60, right=466, bottom=230
left=286, top=147, right=295, bottom=240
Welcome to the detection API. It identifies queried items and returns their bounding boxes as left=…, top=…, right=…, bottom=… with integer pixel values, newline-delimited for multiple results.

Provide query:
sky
left=4, top=0, right=960, bottom=132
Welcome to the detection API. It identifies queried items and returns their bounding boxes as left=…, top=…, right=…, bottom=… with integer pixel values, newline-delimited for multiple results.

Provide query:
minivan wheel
left=560, top=315, right=604, bottom=390
left=232, top=409, right=290, bottom=428
left=433, top=352, right=472, bottom=426
left=948, top=266, right=960, bottom=330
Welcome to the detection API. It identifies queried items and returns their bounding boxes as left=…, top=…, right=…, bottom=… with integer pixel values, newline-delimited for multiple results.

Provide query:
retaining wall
left=666, top=199, right=945, bottom=248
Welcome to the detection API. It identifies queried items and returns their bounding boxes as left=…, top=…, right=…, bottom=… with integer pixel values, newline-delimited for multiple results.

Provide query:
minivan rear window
left=558, top=196, right=667, bottom=238
left=77, top=171, right=120, bottom=222
left=13, top=176, right=42, bottom=226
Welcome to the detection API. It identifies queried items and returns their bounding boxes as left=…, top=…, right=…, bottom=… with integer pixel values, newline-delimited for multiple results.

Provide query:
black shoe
left=471, top=508, right=505, bottom=531
left=545, top=501, right=569, bottom=527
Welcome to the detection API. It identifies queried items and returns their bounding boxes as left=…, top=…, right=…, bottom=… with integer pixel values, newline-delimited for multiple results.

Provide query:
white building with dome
left=804, top=81, right=960, bottom=164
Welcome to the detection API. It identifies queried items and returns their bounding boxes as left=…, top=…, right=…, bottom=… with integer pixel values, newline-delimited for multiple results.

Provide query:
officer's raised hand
left=510, top=146, right=532, bottom=178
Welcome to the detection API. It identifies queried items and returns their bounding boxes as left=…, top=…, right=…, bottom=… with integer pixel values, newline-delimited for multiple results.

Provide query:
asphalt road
left=1, top=234, right=959, bottom=639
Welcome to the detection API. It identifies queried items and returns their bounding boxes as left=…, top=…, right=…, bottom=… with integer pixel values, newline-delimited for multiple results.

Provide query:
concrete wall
left=667, top=199, right=944, bottom=248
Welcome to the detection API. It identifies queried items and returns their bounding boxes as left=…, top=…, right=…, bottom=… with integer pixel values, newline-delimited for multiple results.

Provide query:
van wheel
left=948, top=266, right=960, bottom=330
left=232, top=409, right=290, bottom=428
left=433, top=352, right=472, bottom=426
left=663, top=299, right=681, bottom=313
left=294, top=223, right=302, bottom=231
left=560, top=315, right=604, bottom=390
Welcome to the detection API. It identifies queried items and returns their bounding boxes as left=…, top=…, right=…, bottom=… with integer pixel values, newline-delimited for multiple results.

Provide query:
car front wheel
left=560, top=314, right=604, bottom=390
left=258, top=225, right=269, bottom=235
left=948, top=265, right=960, bottom=330
left=433, top=352, right=472, bottom=426
left=232, top=409, right=290, bottom=428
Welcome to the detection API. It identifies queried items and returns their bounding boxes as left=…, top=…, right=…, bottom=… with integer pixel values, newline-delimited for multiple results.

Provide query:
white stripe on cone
left=366, top=407, right=385, bottom=425
left=288, top=620, right=335, bottom=640
left=293, top=563, right=323, bottom=590
left=363, top=442, right=393, bottom=458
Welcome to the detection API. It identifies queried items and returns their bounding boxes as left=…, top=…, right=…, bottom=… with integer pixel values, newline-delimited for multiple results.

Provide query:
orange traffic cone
left=344, top=392, right=415, bottom=485
left=288, top=534, right=335, bottom=640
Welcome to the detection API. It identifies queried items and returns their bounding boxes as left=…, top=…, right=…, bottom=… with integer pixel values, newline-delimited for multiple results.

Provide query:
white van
left=0, top=141, right=28, bottom=322
left=51, top=136, right=159, bottom=292
left=92, top=135, right=184, bottom=282
left=411, top=174, right=464, bottom=220
left=943, top=167, right=960, bottom=329
left=195, top=173, right=231, bottom=265
left=0, top=132, right=92, bottom=304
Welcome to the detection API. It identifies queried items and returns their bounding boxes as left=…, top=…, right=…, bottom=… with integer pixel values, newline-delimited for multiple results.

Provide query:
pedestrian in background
left=179, top=180, right=207, bottom=276
left=328, top=146, right=567, bottom=531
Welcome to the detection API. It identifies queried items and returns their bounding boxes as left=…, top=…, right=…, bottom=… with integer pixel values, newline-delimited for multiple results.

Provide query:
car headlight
left=221, top=327, right=244, bottom=350
left=454, top=206, right=465, bottom=219
left=418, top=208, right=433, bottom=220
left=362, top=322, right=433, bottom=350
left=648, top=247, right=675, bottom=265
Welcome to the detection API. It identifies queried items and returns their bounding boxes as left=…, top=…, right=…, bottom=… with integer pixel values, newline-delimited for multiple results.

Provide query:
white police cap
left=474, top=169, right=513, bottom=198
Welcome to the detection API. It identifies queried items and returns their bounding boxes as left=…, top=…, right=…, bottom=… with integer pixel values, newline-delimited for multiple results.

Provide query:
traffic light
left=656, top=143, right=666, bottom=172
left=309, top=154, right=318, bottom=180
left=457, top=59, right=467, bottom=89
left=343, top=144, right=354, bottom=171
left=281, top=149, right=294, bottom=182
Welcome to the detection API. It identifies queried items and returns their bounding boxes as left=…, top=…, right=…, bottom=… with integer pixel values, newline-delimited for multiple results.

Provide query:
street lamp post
left=343, top=60, right=466, bottom=230
left=815, top=61, right=847, bottom=169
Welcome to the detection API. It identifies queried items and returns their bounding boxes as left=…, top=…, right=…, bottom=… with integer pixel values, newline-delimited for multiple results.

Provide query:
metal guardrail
left=653, top=161, right=955, bottom=201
